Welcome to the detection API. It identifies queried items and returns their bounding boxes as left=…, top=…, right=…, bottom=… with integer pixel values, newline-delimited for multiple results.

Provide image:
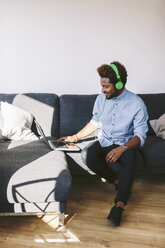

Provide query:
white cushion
left=149, top=113, right=165, bottom=139
left=1, top=102, right=38, bottom=140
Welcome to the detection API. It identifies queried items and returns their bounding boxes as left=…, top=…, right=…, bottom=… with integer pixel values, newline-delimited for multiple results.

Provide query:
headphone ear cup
left=115, top=81, right=123, bottom=90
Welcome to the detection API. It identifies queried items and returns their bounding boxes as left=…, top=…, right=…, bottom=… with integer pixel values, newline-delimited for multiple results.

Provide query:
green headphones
left=109, top=64, right=124, bottom=90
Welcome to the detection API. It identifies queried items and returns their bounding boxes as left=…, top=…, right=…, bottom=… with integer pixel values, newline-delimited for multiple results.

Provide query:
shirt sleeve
left=90, top=95, right=102, bottom=129
left=133, top=100, right=148, bottom=146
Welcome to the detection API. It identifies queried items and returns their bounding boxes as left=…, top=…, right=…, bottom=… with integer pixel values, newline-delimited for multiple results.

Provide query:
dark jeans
left=81, top=141, right=137, bottom=205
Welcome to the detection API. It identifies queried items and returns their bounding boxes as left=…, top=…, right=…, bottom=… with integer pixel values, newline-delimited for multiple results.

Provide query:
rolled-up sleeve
left=133, top=101, right=148, bottom=146
left=90, top=95, right=101, bottom=129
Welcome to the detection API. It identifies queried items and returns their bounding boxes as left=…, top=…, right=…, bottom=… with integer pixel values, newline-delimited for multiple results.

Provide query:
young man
left=58, top=61, right=148, bottom=226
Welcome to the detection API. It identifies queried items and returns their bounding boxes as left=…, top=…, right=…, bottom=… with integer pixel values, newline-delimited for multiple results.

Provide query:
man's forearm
left=75, top=122, right=97, bottom=140
left=123, top=135, right=141, bottom=150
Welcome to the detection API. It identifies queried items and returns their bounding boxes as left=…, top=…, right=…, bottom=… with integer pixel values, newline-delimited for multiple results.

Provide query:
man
left=58, top=61, right=148, bottom=226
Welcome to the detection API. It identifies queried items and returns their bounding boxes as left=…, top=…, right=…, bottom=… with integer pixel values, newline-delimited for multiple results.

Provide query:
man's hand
left=57, top=135, right=78, bottom=143
left=105, top=146, right=125, bottom=163
left=57, top=122, right=97, bottom=144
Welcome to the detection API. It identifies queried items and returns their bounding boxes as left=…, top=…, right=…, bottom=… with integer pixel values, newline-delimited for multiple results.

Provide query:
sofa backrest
left=0, top=93, right=60, bottom=137
left=0, top=92, right=164, bottom=138
left=60, top=93, right=165, bottom=137
left=138, top=93, right=165, bottom=135
left=0, top=94, right=16, bottom=104
left=59, top=94, right=98, bottom=137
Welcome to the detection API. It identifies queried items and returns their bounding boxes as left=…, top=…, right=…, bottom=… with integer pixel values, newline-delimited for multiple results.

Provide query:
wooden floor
left=0, top=174, right=165, bottom=248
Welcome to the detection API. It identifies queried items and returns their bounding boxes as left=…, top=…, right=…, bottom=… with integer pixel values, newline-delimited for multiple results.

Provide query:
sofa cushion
left=142, top=135, right=165, bottom=168
left=59, top=94, right=97, bottom=137
left=0, top=140, right=71, bottom=204
left=13, top=94, right=60, bottom=137
left=138, top=93, right=165, bottom=135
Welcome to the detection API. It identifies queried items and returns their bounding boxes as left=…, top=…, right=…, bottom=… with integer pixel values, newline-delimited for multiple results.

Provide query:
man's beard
left=106, top=89, right=118, bottom=100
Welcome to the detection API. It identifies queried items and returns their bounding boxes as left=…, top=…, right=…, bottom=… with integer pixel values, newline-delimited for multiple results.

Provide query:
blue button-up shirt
left=90, top=88, right=148, bottom=147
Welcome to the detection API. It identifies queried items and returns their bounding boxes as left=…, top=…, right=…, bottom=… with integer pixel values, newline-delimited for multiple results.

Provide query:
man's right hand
left=57, top=122, right=97, bottom=144
left=57, top=135, right=78, bottom=143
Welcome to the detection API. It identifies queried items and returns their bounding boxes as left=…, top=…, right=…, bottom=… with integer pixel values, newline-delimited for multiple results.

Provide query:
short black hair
left=97, top=61, right=128, bottom=85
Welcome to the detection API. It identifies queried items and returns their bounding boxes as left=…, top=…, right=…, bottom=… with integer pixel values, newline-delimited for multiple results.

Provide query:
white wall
left=0, top=0, right=164, bottom=95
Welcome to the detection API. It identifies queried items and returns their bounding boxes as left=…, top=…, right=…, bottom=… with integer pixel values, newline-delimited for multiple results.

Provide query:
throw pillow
left=1, top=102, right=38, bottom=140
left=149, top=113, right=165, bottom=139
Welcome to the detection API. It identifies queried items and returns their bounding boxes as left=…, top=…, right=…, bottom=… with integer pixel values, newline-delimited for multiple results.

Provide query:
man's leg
left=115, top=147, right=137, bottom=205
left=107, top=148, right=137, bottom=226
left=81, top=141, right=117, bottom=183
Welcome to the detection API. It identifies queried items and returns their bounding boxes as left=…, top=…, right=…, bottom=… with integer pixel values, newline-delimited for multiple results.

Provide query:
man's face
left=100, top=77, right=117, bottom=99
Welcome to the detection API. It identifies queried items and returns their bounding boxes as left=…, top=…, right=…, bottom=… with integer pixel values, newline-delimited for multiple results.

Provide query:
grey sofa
left=0, top=92, right=165, bottom=217
left=59, top=93, right=165, bottom=175
left=0, top=93, right=72, bottom=217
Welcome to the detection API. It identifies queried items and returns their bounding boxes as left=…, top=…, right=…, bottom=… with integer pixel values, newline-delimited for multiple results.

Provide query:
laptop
left=34, top=119, right=80, bottom=151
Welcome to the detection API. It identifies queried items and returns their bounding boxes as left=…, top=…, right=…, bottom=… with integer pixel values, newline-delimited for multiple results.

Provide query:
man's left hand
left=105, top=146, right=125, bottom=163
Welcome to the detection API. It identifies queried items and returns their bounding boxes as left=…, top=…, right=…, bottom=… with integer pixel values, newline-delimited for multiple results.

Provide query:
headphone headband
left=109, top=64, right=120, bottom=80
left=109, top=63, right=123, bottom=90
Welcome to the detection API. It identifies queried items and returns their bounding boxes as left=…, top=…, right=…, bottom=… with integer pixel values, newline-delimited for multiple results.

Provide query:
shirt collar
left=114, top=88, right=127, bottom=100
